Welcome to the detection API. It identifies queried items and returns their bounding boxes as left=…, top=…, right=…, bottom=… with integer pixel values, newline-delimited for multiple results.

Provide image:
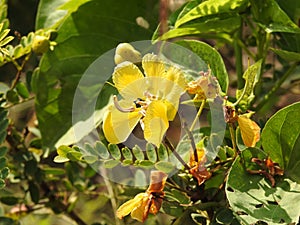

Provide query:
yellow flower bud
left=114, top=43, right=141, bottom=64
left=32, top=35, right=50, bottom=54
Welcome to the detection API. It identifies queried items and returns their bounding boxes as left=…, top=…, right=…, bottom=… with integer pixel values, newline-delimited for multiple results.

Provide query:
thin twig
left=184, top=122, right=198, bottom=163
left=10, top=52, right=32, bottom=90
left=228, top=123, right=237, bottom=156
left=190, top=99, right=205, bottom=132
left=164, top=138, right=190, bottom=171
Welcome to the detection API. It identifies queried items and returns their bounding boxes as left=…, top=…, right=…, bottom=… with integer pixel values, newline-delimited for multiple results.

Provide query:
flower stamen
left=113, top=95, right=135, bottom=112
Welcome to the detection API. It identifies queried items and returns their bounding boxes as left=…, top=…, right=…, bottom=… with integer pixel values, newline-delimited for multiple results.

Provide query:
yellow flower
left=116, top=171, right=168, bottom=222
left=103, top=53, right=186, bottom=146
left=186, top=70, right=219, bottom=100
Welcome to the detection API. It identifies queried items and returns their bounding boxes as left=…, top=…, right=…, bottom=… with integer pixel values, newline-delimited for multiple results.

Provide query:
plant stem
left=100, top=167, right=124, bottom=225
left=165, top=138, right=190, bottom=170
left=234, top=26, right=244, bottom=89
left=228, top=123, right=237, bottom=156
left=190, top=99, right=205, bottom=132
left=184, top=123, right=198, bottom=163
left=255, top=62, right=298, bottom=111
left=10, top=52, right=32, bottom=90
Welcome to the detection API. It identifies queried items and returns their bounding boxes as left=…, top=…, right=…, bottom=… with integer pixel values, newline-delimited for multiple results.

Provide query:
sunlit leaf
left=236, top=60, right=262, bottom=110
left=261, top=102, right=300, bottom=182
left=174, top=0, right=249, bottom=28
left=250, top=0, right=300, bottom=33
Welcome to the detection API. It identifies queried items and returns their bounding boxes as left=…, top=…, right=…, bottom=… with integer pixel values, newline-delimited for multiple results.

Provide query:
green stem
left=100, top=168, right=124, bottom=225
left=165, top=137, right=190, bottom=170
left=255, top=62, right=298, bottom=111
left=234, top=26, right=244, bottom=89
left=10, top=52, right=32, bottom=90
left=190, top=99, right=205, bottom=132
left=228, top=123, right=237, bottom=156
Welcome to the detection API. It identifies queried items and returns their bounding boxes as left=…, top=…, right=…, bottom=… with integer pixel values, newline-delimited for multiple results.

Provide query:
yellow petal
left=131, top=194, right=151, bottom=222
left=144, top=100, right=169, bottom=146
left=165, top=65, right=186, bottom=90
left=113, top=61, right=144, bottom=98
left=142, top=53, right=166, bottom=77
left=116, top=193, right=146, bottom=220
left=238, top=115, right=261, bottom=147
left=102, top=103, right=142, bottom=144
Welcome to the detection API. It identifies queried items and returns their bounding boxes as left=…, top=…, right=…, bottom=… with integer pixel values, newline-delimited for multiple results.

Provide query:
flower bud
left=114, top=43, right=141, bottom=64
left=32, top=35, right=50, bottom=54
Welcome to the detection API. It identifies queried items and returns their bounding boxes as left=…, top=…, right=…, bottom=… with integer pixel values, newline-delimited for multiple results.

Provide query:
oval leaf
left=261, top=102, right=300, bottom=182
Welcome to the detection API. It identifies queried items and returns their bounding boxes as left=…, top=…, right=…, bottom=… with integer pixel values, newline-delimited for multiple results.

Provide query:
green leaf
left=171, top=208, right=198, bottom=225
left=103, top=159, right=119, bottom=168
left=5, top=90, right=19, bottom=104
left=15, top=82, right=30, bottom=99
left=0, top=146, right=7, bottom=157
left=137, top=160, right=154, bottom=168
left=121, top=147, right=132, bottom=160
left=0, top=196, right=19, bottom=205
left=157, top=144, right=168, bottom=161
left=33, top=0, right=153, bottom=148
left=174, top=0, right=249, bottom=28
left=132, top=145, right=144, bottom=161
left=42, top=167, right=65, bottom=175
left=29, top=181, right=40, bottom=204
left=216, top=208, right=235, bottom=224
left=0, top=158, right=6, bottom=169
left=162, top=201, right=184, bottom=218
left=146, top=143, right=157, bottom=162
left=108, top=144, right=121, bottom=160
left=134, top=169, right=147, bottom=187
left=53, top=155, right=69, bottom=163
left=155, top=161, right=175, bottom=173
left=0, top=179, right=4, bottom=189
left=57, top=145, right=73, bottom=158
left=0, top=36, right=13, bottom=47
left=35, top=0, right=92, bottom=29
left=0, top=28, right=9, bottom=42
left=0, top=118, right=8, bottom=133
left=83, top=142, right=97, bottom=156
left=226, top=148, right=300, bottom=225
left=95, top=141, right=109, bottom=159
left=250, top=0, right=300, bottom=33
left=176, top=40, right=229, bottom=93
left=261, top=102, right=300, bottom=182
left=236, top=60, right=262, bottom=110
left=66, top=151, right=83, bottom=161
left=159, top=15, right=241, bottom=43
left=270, top=48, right=300, bottom=62
left=82, top=155, right=98, bottom=164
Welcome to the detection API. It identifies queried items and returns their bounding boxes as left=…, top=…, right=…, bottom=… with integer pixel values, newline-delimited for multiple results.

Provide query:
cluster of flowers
left=102, top=43, right=261, bottom=223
